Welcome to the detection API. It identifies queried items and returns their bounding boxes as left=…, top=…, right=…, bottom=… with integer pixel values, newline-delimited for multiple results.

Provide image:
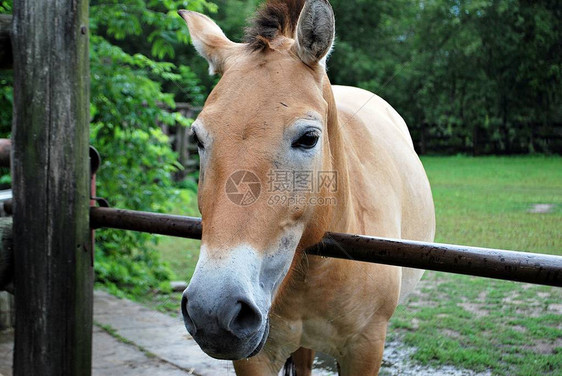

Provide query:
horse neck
left=288, top=79, right=355, bottom=280
left=294, top=77, right=355, bottom=253
left=322, top=78, right=355, bottom=233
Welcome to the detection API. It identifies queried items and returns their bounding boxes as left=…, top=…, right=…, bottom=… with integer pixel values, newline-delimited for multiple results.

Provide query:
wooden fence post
left=11, top=1, right=93, bottom=375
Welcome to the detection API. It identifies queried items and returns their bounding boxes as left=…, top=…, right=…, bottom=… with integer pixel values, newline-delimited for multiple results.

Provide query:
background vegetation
left=0, top=2, right=560, bottom=373
left=87, top=0, right=214, bottom=296
left=175, top=0, right=562, bottom=155
left=328, top=0, right=561, bottom=155
left=1, top=0, right=216, bottom=297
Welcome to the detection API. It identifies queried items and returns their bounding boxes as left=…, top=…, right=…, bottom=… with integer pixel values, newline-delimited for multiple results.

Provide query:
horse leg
left=291, top=347, right=315, bottom=376
left=233, top=356, right=284, bottom=376
left=234, top=344, right=291, bottom=376
left=337, top=322, right=388, bottom=376
left=338, top=340, right=385, bottom=376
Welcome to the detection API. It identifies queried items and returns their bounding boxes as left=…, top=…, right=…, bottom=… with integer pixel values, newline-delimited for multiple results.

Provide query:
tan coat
left=179, top=2, right=435, bottom=375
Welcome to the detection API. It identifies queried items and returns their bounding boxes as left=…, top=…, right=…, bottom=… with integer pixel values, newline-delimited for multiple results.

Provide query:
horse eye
left=292, top=131, right=319, bottom=150
left=192, top=131, right=204, bottom=150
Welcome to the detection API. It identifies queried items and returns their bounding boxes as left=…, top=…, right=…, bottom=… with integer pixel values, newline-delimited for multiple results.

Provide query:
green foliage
left=213, top=0, right=262, bottom=41
left=327, top=0, right=562, bottom=154
left=1, top=2, right=13, bottom=190
left=0, top=0, right=207, bottom=299
left=173, top=0, right=561, bottom=154
left=89, top=0, right=212, bottom=298
left=91, top=0, right=216, bottom=58
left=0, top=1, right=13, bottom=137
left=0, top=72, right=11, bottom=137
left=0, top=0, right=10, bottom=14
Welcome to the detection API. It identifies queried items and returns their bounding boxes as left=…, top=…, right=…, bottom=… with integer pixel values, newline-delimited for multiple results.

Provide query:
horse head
left=179, top=0, right=340, bottom=360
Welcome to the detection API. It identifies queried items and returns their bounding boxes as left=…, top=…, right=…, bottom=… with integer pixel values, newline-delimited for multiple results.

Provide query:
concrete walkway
left=0, top=289, right=490, bottom=376
left=0, top=290, right=235, bottom=376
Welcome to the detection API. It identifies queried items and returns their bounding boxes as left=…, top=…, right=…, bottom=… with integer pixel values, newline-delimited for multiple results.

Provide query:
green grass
left=388, top=156, right=562, bottom=376
left=151, top=156, right=562, bottom=374
left=155, top=189, right=201, bottom=281
left=144, top=189, right=200, bottom=312
left=424, top=156, right=561, bottom=254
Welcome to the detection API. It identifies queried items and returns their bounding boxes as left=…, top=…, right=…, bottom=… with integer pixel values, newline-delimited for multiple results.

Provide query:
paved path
left=0, top=290, right=235, bottom=376
left=0, top=289, right=489, bottom=376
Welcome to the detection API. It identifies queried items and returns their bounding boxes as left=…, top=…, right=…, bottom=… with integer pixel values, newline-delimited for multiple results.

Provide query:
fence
left=89, top=207, right=562, bottom=287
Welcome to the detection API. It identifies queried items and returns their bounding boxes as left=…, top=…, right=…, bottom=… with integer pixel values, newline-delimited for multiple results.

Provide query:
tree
left=326, top=0, right=561, bottom=154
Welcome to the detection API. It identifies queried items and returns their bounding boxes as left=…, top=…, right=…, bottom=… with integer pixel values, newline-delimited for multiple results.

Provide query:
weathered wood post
left=11, top=1, right=93, bottom=375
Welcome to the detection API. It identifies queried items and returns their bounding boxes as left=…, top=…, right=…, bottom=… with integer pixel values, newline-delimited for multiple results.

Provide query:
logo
left=225, top=170, right=261, bottom=206
left=266, top=170, right=337, bottom=193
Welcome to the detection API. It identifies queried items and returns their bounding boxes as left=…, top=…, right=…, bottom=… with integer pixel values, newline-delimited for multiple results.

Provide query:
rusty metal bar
left=0, top=139, right=11, bottom=168
left=3, top=199, right=11, bottom=216
left=90, top=207, right=562, bottom=287
left=90, top=207, right=202, bottom=239
left=308, top=233, right=562, bottom=287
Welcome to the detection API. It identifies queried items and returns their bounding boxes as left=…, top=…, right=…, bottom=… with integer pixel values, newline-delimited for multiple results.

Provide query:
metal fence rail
left=307, top=233, right=562, bottom=287
left=91, top=206, right=202, bottom=239
left=90, top=207, right=562, bottom=288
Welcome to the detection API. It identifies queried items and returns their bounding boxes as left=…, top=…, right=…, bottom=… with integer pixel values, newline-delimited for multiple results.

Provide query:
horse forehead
left=201, top=54, right=324, bottom=126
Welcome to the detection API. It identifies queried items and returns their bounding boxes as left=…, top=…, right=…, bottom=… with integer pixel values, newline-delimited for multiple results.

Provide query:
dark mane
left=244, top=0, right=306, bottom=51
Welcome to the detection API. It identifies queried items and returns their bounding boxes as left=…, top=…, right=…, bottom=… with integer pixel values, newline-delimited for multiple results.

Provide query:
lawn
left=152, top=156, right=562, bottom=375
left=391, top=156, right=561, bottom=376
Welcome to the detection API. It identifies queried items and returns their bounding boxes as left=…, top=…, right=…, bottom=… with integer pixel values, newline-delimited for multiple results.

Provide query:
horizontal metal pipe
left=90, top=207, right=562, bottom=287
left=308, top=233, right=562, bottom=287
left=0, top=139, right=11, bottom=168
left=90, top=207, right=201, bottom=239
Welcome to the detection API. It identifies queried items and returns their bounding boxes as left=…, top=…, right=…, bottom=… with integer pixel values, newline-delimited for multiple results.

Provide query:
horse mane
left=244, top=0, right=306, bottom=51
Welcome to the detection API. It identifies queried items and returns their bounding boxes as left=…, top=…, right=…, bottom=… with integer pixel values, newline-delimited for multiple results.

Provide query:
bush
left=89, top=0, right=214, bottom=299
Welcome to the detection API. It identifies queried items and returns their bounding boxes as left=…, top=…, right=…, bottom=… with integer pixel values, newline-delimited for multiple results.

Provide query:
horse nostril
left=226, top=299, right=262, bottom=337
left=181, top=294, right=197, bottom=335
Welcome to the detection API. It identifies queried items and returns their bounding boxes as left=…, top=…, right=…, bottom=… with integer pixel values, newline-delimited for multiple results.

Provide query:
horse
left=178, top=0, right=435, bottom=374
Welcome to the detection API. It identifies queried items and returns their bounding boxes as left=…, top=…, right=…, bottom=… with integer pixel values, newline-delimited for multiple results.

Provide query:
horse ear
left=178, top=10, right=238, bottom=75
left=293, top=0, right=335, bottom=68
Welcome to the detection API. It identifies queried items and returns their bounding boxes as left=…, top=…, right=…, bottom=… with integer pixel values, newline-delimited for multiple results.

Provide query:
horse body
left=245, top=85, right=434, bottom=374
left=178, top=1, right=435, bottom=375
